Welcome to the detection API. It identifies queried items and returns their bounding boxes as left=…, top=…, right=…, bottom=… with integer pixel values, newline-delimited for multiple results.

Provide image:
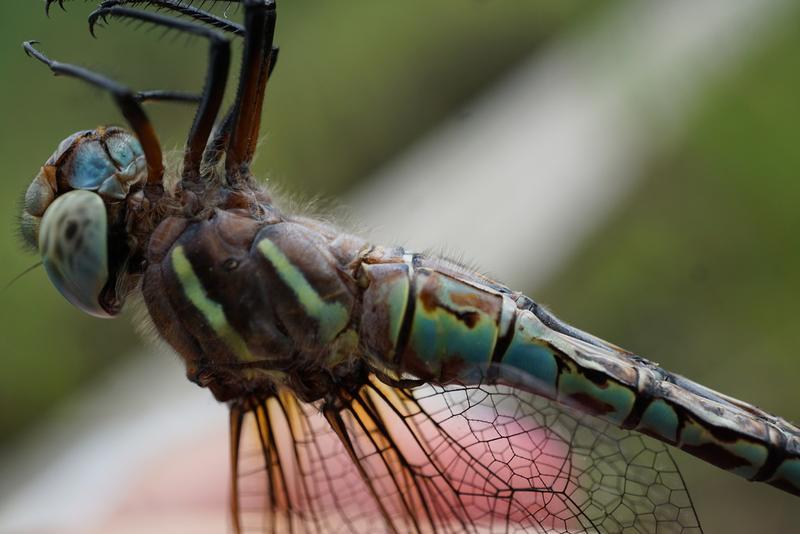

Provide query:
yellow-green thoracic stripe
left=171, top=245, right=256, bottom=362
left=257, top=238, right=349, bottom=343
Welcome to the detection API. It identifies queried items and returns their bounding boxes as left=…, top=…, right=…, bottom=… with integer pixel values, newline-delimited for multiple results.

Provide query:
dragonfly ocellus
left=17, top=1, right=800, bottom=532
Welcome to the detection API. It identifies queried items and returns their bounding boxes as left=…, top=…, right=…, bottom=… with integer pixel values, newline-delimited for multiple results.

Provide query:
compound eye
left=60, top=132, right=146, bottom=199
left=64, top=140, right=117, bottom=191
left=39, top=190, right=112, bottom=318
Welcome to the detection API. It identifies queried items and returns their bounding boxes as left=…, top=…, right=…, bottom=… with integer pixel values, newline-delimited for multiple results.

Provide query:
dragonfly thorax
left=141, top=207, right=371, bottom=403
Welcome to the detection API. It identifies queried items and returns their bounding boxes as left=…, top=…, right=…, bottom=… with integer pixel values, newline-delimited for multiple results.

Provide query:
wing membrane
left=234, top=392, right=386, bottom=533
left=231, top=377, right=701, bottom=533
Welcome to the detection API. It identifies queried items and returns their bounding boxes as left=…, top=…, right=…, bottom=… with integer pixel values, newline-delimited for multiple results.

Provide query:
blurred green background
left=1, top=1, right=798, bottom=532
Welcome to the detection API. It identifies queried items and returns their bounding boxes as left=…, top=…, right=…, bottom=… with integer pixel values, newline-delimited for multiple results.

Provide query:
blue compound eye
left=52, top=130, right=147, bottom=200
left=105, top=133, right=140, bottom=169
left=38, top=189, right=112, bottom=318
left=64, top=140, right=117, bottom=190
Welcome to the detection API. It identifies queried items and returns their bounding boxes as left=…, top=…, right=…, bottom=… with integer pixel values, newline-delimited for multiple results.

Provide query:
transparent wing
left=232, top=391, right=386, bottom=533
left=231, top=376, right=702, bottom=534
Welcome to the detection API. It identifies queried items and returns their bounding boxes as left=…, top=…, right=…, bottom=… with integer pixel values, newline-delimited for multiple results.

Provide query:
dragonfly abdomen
left=359, top=248, right=800, bottom=497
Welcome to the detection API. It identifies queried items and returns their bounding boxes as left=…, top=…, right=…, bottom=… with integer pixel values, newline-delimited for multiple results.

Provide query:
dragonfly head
left=20, top=127, right=148, bottom=318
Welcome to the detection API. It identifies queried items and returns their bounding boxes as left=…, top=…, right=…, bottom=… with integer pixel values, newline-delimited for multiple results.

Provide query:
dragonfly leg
left=203, top=44, right=279, bottom=169
left=135, top=90, right=201, bottom=104
left=97, top=0, right=246, bottom=35
left=111, top=0, right=281, bottom=77
left=88, top=6, right=231, bottom=181
left=106, top=2, right=282, bottom=170
left=22, top=40, right=165, bottom=191
left=44, top=0, right=66, bottom=16
left=224, top=0, right=278, bottom=183
left=229, top=405, right=244, bottom=534
left=323, top=405, right=401, bottom=534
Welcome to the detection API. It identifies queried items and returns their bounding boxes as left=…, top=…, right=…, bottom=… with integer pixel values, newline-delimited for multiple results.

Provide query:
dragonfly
left=19, top=1, right=799, bottom=532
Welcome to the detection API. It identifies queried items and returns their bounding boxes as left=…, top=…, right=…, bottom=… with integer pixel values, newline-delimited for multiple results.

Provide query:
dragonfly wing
left=231, top=376, right=702, bottom=533
left=232, top=390, right=388, bottom=533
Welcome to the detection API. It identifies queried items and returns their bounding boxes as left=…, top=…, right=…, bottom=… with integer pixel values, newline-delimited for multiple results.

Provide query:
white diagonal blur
left=347, top=0, right=793, bottom=290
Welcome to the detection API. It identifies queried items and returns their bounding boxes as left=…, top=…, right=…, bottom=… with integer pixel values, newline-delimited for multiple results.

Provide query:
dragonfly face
left=18, top=1, right=800, bottom=532
left=21, top=127, right=147, bottom=317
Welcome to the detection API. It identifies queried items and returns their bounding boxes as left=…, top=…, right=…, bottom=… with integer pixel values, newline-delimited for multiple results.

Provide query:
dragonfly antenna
left=1, top=262, right=43, bottom=294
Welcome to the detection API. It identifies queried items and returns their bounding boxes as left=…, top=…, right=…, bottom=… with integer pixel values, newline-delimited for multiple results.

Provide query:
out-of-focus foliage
left=0, top=2, right=598, bottom=448
left=539, top=9, right=800, bottom=534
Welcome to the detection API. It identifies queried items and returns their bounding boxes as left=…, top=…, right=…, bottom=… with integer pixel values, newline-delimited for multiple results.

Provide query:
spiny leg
left=86, top=0, right=280, bottom=175
left=23, top=40, right=164, bottom=191
left=45, top=0, right=69, bottom=16
left=95, top=0, right=281, bottom=172
left=203, top=45, right=278, bottom=168
left=97, top=0, right=245, bottom=36
left=88, top=6, right=231, bottom=181
left=41, top=2, right=224, bottom=102
left=45, top=0, right=235, bottom=179
left=46, top=0, right=246, bottom=35
left=240, top=5, right=276, bottom=174
left=224, top=0, right=277, bottom=183
left=92, top=1, right=267, bottom=171
left=136, top=89, right=201, bottom=103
